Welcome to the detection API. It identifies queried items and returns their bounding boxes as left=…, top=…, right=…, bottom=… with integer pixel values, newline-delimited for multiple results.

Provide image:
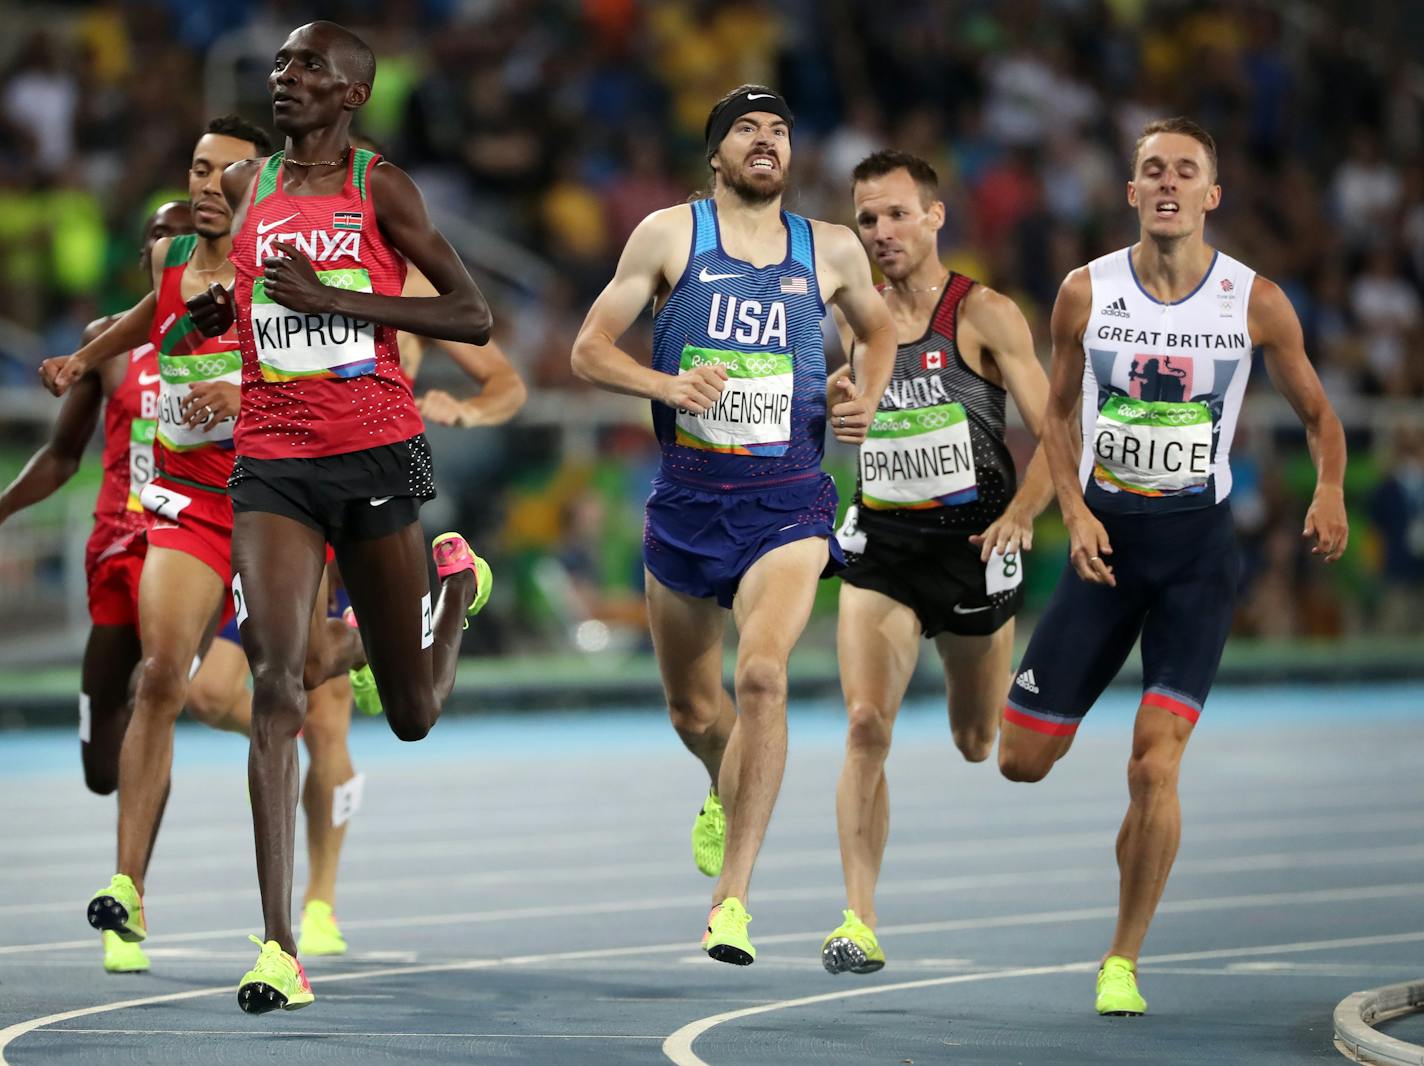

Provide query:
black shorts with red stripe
left=1005, top=500, right=1239, bottom=738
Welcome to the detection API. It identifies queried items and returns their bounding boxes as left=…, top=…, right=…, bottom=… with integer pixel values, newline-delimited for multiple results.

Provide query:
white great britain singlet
left=1080, top=247, right=1255, bottom=515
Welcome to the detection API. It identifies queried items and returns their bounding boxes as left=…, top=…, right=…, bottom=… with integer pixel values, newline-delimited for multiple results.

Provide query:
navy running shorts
left=643, top=471, right=845, bottom=609
left=839, top=517, right=1023, bottom=638
left=1005, top=500, right=1239, bottom=737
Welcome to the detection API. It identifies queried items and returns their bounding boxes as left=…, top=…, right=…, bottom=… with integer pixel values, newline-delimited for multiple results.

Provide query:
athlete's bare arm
left=817, top=223, right=894, bottom=445
left=399, top=267, right=527, bottom=427
left=0, top=368, right=103, bottom=524
left=255, top=162, right=491, bottom=344
left=571, top=206, right=728, bottom=412
left=1250, top=276, right=1349, bottom=562
left=1045, top=267, right=1115, bottom=587
left=960, top=286, right=1055, bottom=560
left=41, top=293, right=158, bottom=396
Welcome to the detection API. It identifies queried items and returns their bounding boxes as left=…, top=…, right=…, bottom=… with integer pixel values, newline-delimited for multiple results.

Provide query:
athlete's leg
left=934, top=619, right=1015, bottom=764
left=645, top=569, right=735, bottom=791
left=79, top=624, right=142, bottom=795
left=334, top=521, right=474, bottom=743
left=1106, top=704, right=1193, bottom=963
left=302, top=570, right=364, bottom=691
left=301, top=674, right=355, bottom=909
left=834, top=584, right=920, bottom=928
left=116, top=547, right=225, bottom=891
left=715, top=536, right=829, bottom=905
left=232, top=510, right=327, bottom=955
left=998, top=563, right=1146, bottom=783
left=186, top=638, right=252, bottom=734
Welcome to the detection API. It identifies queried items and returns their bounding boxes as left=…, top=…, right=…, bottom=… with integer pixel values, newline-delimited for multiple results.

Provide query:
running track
left=2, top=684, right=1421, bottom=1064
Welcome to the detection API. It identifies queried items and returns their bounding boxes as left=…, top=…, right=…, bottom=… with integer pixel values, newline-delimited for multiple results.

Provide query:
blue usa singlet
left=651, top=199, right=828, bottom=490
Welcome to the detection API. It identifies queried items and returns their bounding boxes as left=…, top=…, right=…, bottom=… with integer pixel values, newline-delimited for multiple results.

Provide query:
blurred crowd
left=0, top=0, right=1421, bottom=647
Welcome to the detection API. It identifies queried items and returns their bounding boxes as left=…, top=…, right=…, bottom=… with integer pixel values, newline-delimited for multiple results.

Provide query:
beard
left=716, top=152, right=785, bottom=205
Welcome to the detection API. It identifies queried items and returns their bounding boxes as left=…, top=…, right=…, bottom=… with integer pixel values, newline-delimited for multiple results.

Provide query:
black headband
left=704, top=89, right=794, bottom=160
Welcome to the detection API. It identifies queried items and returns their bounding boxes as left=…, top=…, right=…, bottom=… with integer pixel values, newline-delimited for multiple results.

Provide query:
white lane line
left=3, top=861, right=1418, bottom=960
left=661, top=930, right=1424, bottom=1066
left=3, top=891, right=1419, bottom=1064
left=7, top=782, right=1415, bottom=868
left=41, top=1029, right=661, bottom=1040
left=9, top=809, right=1421, bottom=918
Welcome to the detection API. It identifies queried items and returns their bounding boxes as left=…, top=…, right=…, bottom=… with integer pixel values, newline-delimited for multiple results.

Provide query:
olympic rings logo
left=919, top=409, right=950, bottom=429
left=1159, top=408, right=1202, bottom=426
left=741, top=355, right=784, bottom=376
left=321, top=271, right=369, bottom=291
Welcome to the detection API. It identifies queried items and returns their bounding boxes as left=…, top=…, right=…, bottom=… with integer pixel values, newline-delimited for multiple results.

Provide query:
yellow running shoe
left=702, top=897, right=755, bottom=966
left=690, top=788, right=725, bottom=878
left=821, top=909, right=885, bottom=975
left=238, top=935, right=314, bottom=1014
left=102, top=930, right=150, bottom=974
left=297, top=900, right=348, bottom=957
left=87, top=874, right=146, bottom=942
left=1096, top=954, right=1147, bottom=1016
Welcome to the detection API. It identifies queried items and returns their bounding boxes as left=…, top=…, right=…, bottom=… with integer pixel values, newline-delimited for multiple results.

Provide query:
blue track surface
left=2, top=683, right=1422, bottom=1064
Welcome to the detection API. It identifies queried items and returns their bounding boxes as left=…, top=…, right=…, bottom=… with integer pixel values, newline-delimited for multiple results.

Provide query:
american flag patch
left=333, top=211, right=363, bottom=232
left=780, top=276, right=808, bottom=295
left=921, top=351, right=945, bottom=370
left=1220, top=278, right=1233, bottom=292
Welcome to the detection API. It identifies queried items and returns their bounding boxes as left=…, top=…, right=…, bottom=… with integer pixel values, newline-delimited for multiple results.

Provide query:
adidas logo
left=1016, top=669, right=1040, bottom=694
left=1101, top=296, right=1130, bottom=318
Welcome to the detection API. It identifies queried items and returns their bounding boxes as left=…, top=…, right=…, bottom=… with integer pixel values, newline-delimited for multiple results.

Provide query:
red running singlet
left=228, top=148, right=416, bottom=460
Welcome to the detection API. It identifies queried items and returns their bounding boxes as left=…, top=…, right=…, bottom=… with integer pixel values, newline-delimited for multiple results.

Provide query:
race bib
left=252, top=269, right=377, bottom=381
left=860, top=402, right=978, bottom=510
left=139, top=480, right=192, bottom=521
left=1091, top=395, right=1212, bottom=497
left=674, top=345, right=793, bottom=456
left=985, top=547, right=1024, bottom=596
left=836, top=503, right=867, bottom=555
left=127, top=418, right=156, bottom=511
left=156, top=351, right=241, bottom=451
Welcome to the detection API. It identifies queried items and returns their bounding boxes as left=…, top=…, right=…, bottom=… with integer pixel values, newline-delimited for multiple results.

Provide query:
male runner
left=3, top=201, right=191, bottom=796
left=44, top=117, right=367, bottom=974
left=572, top=85, right=895, bottom=965
left=820, top=150, right=1054, bottom=975
left=996, top=118, right=1348, bottom=1015
left=3, top=203, right=190, bottom=974
left=181, top=21, right=494, bottom=1012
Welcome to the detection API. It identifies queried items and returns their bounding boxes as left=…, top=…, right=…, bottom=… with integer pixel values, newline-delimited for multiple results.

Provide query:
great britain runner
left=184, top=20, right=495, bottom=1013
left=996, top=117, right=1349, bottom=1017
left=572, top=85, right=895, bottom=966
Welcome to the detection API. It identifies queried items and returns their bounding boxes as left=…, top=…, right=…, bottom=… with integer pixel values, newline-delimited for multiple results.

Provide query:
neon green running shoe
left=821, top=908, right=885, bottom=975
left=102, top=930, right=150, bottom=973
left=87, top=874, right=146, bottom=942
left=238, top=935, right=314, bottom=1014
left=432, top=533, right=492, bottom=626
left=1096, top=954, right=1147, bottom=1016
left=297, top=900, right=347, bottom=957
left=702, top=897, right=755, bottom=966
left=691, top=788, right=725, bottom=878
left=348, top=664, right=383, bottom=717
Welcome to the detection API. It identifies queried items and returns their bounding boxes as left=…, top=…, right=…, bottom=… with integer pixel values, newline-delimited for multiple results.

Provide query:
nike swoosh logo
left=746, top=93, right=774, bottom=101
left=369, top=496, right=393, bottom=507
left=256, top=213, right=300, bottom=235
left=699, top=267, right=743, bottom=283
left=137, top=372, right=161, bottom=386
left=952, top=603, right=994, bottom=615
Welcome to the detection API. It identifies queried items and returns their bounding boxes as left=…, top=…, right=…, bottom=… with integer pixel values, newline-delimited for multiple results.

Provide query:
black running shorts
left=229, top=434, right=436, bottom=546
left=839, top=516, right=1024, bottom=638
left=1005, top=500, right=1239, bottom=738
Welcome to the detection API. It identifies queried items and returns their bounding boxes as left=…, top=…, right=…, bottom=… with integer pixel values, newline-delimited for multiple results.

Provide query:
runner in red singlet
left=183, top=21, right=494, bottom=1013
left=3, top=201, right=191, bottom=800
left=43, top=117, right=368, bottom=974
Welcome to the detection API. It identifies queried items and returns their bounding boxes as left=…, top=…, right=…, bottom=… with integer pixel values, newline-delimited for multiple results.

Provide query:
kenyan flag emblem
left=333, top=211, right=362, bottom=232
